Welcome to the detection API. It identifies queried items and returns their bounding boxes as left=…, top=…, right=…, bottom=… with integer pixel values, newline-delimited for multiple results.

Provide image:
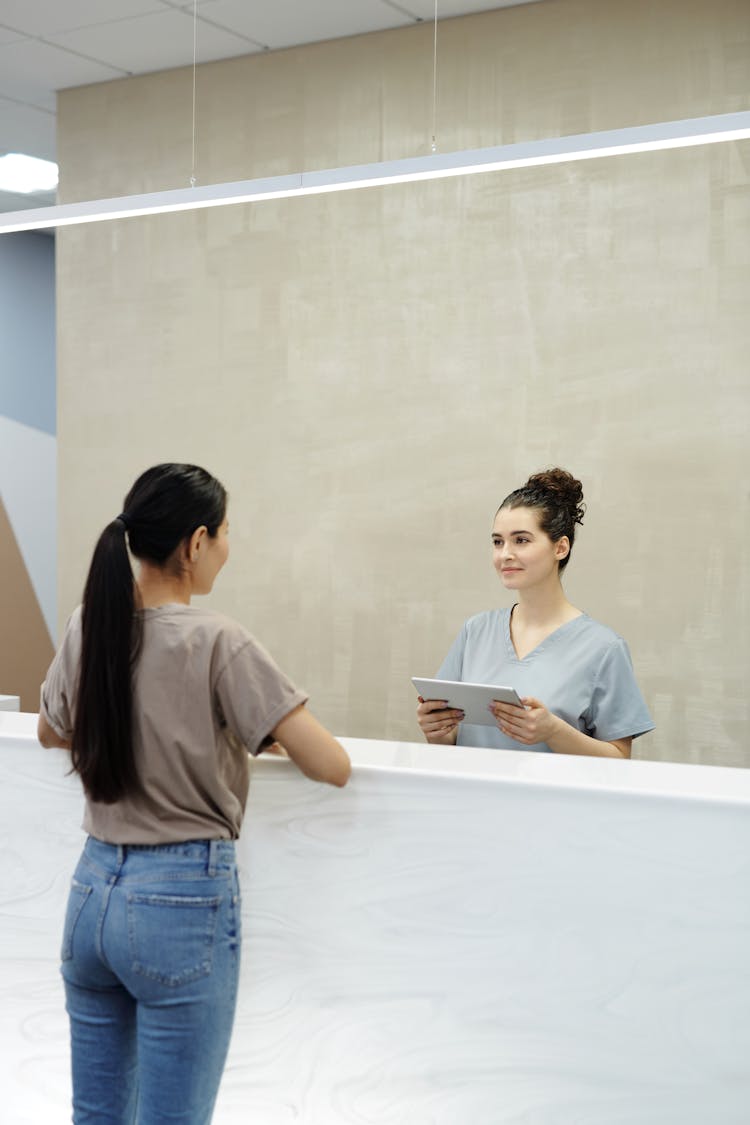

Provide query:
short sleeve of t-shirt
left=39, top=607, right=82, bottom=741
left=584, top=636, right=654, bottom=742
left=213, top=632, right=308, bottom=755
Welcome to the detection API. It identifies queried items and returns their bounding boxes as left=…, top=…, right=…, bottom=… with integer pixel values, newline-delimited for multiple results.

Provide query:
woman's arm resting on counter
left=491, top=698, right=633, bottom=759
left=37, top=714, right=71, bottom=750
left=271, top=706, right=351, bottom=787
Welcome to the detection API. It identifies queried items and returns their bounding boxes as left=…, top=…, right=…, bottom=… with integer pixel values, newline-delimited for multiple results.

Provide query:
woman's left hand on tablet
left=490, top=696, right=560, bottom=746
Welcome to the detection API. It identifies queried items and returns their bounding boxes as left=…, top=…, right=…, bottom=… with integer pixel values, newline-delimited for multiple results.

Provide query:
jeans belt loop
left=207, top=839, right=219, bottom=877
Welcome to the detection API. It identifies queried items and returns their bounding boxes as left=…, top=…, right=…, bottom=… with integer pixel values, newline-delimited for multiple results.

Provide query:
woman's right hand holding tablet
left=416, top=696, right=464, bottom=745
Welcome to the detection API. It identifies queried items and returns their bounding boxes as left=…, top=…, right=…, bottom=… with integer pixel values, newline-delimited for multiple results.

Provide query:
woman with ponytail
left=38, top=463, right=350, bottom=1123
left=417, top=468, right=653, bottom=758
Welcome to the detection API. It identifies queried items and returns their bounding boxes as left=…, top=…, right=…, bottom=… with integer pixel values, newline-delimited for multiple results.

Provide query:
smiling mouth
left=501, top=567, right=522, bottom=573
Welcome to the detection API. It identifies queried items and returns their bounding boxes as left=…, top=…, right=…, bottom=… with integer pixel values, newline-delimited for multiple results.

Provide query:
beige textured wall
left=56, top=0, right=750, bottom=766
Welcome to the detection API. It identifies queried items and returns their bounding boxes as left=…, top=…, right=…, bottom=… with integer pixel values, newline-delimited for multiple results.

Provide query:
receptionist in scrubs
left=417, top=468, right=654, bottom=757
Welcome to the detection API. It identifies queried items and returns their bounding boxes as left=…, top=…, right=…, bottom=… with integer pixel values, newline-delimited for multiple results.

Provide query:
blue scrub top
left=437, top=608, right=655, bottom=751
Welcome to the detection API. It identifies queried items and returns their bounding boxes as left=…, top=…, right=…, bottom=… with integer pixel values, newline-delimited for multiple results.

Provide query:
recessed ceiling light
left=0, top=153, right=59, bottom=194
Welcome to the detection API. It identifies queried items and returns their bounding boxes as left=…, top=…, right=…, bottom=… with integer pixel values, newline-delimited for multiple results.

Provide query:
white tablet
left=412, top=678, right=525, bottom=727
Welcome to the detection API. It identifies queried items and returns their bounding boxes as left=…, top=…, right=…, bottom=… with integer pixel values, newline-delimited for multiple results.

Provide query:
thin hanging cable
left=431, top=0, right=438, bottom=152
left=188, top=0, right=197, bottom=186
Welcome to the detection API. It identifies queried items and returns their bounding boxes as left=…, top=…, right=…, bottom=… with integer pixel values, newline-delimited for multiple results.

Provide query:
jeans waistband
left=84, top=835, right=235, bottom=877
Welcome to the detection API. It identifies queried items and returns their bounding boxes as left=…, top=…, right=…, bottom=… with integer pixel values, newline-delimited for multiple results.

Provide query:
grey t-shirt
left=437, top=608, right=654, bottom=751
left=40, top=603, right=308, bottom=843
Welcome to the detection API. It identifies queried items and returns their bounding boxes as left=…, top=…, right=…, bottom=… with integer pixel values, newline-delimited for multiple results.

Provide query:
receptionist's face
left=491, top=506, right=569, bottom=591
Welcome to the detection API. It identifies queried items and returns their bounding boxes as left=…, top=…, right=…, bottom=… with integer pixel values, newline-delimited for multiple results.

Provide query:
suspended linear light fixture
left=1, top=112, right=748, bottom=235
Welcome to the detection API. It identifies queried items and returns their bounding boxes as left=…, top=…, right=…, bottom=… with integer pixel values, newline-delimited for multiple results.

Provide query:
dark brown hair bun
left=524, top=468, right=585, bottom=527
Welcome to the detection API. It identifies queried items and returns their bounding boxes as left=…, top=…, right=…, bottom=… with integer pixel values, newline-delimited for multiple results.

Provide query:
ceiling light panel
left=0, top=153, right=58, bottom=193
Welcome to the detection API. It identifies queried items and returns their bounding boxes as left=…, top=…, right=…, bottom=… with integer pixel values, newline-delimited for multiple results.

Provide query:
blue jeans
left=61, top=836, right=241, bottom=1124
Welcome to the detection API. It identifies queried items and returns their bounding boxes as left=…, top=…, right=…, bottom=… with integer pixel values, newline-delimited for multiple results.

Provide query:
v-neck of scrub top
left=503, top=606, right=588, bottom=664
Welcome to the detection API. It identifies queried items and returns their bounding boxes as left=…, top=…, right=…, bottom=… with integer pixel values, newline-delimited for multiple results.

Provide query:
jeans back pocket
left=61, top=880, right=93, bottom=962
left=127, top=893, right=222, bottom=986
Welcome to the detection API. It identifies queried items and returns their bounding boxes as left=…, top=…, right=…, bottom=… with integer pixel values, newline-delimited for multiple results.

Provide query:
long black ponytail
left=71, top=464, right=227, bottom=803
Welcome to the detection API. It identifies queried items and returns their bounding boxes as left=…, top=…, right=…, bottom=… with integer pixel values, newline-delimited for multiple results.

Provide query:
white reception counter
left=2, top=710, right=749, bottom=1124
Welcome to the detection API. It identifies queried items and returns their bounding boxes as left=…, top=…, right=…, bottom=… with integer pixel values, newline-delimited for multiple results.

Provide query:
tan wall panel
left=56, top=0, right=750, bottom=766
left=0, top=498, right=54, bottom=710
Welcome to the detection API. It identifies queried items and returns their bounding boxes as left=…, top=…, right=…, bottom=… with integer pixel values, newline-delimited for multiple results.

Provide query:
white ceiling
left=0, top=0, right=544, bottom=214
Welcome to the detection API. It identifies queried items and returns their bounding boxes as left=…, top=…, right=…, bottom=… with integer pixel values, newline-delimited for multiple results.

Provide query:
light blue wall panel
left=0, top=231, right=56, bottom=436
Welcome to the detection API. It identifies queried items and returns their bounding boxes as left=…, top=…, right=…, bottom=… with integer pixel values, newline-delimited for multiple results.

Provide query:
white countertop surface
left=5, top=709, right=749, bottom=805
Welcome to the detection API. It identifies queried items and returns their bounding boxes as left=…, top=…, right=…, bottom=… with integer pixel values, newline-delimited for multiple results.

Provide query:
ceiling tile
left=0, top=39, right=125, bottom=103
left=198, top=0, right=413, bottom=51
left=0, top=25, right=28, bottom=46
left=48, top=9, right=265, bottom=76
left=0, top=87, right=56, bottom=114
left=0, top=96, right=56, bottom=159
left=0, top=1, right=166, bottom=38
left=404, top=0, right=545, bottom=17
